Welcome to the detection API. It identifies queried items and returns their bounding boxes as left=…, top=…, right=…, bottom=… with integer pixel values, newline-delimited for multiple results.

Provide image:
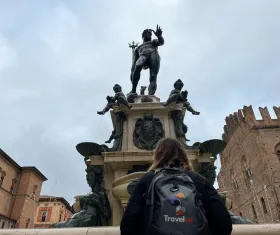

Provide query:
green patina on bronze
left=97, top=84, right=131, bottom=115
left=50, top=166, right=111, bottom=228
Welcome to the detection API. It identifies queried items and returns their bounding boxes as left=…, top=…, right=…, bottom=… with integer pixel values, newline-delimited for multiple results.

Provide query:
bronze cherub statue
left=181, top=90, right=200, bottom=115
left=164, top=79, right=184, bottom=106
left=97, top=84, right=132, bottom=115
left=140, top=86, right=147, bottom=95
left=164, top=79, right=200, bottom=115
left=105, top=129, right=123, bottom=144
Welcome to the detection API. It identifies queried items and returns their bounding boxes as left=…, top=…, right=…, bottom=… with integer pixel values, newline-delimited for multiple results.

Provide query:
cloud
left=0, top=0, right=279, bottom=204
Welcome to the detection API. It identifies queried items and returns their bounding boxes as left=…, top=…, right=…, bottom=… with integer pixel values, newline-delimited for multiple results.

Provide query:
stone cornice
left=88, top=149, right=211, bottom=170
left=110, top=102, right=187, bottom=127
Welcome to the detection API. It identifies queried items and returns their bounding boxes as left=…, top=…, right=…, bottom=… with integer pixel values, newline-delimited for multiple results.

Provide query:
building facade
left=218, top=105, right=280, bottom=223
left=0, top=149, right=47, bottom=229
left=34, top=196, right=73, bottom=228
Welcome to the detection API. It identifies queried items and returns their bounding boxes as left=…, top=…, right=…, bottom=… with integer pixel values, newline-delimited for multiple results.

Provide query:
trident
left=128, top=41, right=139, bottom=63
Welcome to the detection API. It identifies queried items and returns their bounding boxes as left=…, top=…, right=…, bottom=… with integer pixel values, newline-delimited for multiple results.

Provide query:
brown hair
left=148, top=137, right=193, bottom=171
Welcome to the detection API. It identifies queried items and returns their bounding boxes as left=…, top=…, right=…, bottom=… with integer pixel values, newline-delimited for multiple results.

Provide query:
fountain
left=52, top=25, right=228, bottom=227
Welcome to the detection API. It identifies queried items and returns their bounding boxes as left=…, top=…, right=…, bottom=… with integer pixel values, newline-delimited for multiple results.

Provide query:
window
left=25, top=218, right=30, bottom=228
left=44, top=203, right=49, bottom=206
left=41, top=211, right=47, bottom=222
left=232, top=180, right=239, bottom=190
left=10, top=179, right=17, bottom=193
left=261, top=197, right=268, bottom=214
left=59, top=213, right=63, bottom=221
left=30, top=192, right=35, bottom=200
left=0, top=175, right=4, bottom=187
left=0, top=171, right=6, bottom=187
left=230, top=168, right=239, bottom=191
left=239, top=211, right=243, bottom=217
left=245, top=167, right=253, bottom=178
left=275, top=144, right=280, bottom=160
left=242, top=156, right=253, bottom=178
left=1, top=221, right=5, bottom=228
left=10, top=183, right=14, bottom=193
left=277, top=150, right=280, bottom=160
left=32, top=185, right=38, bottom=197
left=252, top=205, right=257, bottom=219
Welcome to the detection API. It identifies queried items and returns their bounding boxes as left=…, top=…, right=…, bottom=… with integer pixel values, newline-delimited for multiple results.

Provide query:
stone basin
left=112, top=172, right=146, bottom=209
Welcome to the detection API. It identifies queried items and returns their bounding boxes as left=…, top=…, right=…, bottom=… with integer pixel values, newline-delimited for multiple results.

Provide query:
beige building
left=218, top=105, right=280, bottom=223
left=0, top=148, right=47, bottom=229
left=34, top=196, right=73, bottom=228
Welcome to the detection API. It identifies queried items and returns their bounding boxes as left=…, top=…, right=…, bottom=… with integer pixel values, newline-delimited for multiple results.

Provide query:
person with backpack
left=120, top=137, right=232, bottom=235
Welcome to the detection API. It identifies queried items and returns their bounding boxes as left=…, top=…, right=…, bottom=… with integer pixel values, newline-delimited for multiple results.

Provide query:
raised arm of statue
left=152, top=25, right=164, bottom=46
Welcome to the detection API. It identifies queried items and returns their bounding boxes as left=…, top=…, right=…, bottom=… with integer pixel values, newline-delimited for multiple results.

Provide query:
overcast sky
left=0, top=0, right=279, bottom=205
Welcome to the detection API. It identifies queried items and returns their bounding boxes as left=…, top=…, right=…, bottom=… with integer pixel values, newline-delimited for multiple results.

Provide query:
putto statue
left=165, top=79, right=200, bottom=115
left=130, top=25, right=164, bottom=95
left=97, top=84, right=132, bottom=115
left=105, top=129, right=123, bottom=144
left=140, top=86, right=147, bottom=95
left=50, top=166, right=111, bottom=228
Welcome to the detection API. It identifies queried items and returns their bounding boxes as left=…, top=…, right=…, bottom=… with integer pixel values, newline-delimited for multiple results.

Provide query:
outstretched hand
left=152, top=25, right=162, bottom=37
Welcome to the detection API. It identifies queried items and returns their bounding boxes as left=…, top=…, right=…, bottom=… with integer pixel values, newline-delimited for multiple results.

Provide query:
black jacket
left=120, top=170, right=232, bottom=235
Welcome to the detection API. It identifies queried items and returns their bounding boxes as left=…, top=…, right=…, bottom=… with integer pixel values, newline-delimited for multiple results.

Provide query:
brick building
left=218, top=105, right=280, bottom=223
left=0, top=148, right=47, bottom=229
left=34, top=196, right=73, bottom=228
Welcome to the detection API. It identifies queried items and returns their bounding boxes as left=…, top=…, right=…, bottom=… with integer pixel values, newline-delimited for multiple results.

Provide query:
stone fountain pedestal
left=82, top=95, right=218, bottom=226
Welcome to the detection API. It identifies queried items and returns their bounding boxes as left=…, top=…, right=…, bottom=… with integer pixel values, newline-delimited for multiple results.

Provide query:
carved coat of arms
left=133, top=114, right=164, bottom=150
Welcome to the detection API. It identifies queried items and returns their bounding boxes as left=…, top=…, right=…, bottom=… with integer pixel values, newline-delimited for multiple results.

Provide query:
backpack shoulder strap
left=146, top=171, right=166, bottom=225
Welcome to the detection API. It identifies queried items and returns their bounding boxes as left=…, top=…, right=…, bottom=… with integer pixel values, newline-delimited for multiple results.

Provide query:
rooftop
left=39, top=195, right=73, bottom=213
left=0, top=148, right=48, bottom=181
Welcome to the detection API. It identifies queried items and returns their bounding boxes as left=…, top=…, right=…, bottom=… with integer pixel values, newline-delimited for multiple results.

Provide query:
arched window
left=30, top=185, right=38, bottom=200
left=10, top=179, right=17, bottom=193
left=252, top=205, right=257, bottom=219
left=275, top=144, right=280, bottom=160
left=33, top=185, right=38, bottom=194
left=242, top=156, right=252, bottom=178
left=25, top=218, right=30, bottom=228
left=0, top=171, right=6, bottom=187
left=230, top=168, right=239, bottom=190
left=261, top=197, right=268, bottom=214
